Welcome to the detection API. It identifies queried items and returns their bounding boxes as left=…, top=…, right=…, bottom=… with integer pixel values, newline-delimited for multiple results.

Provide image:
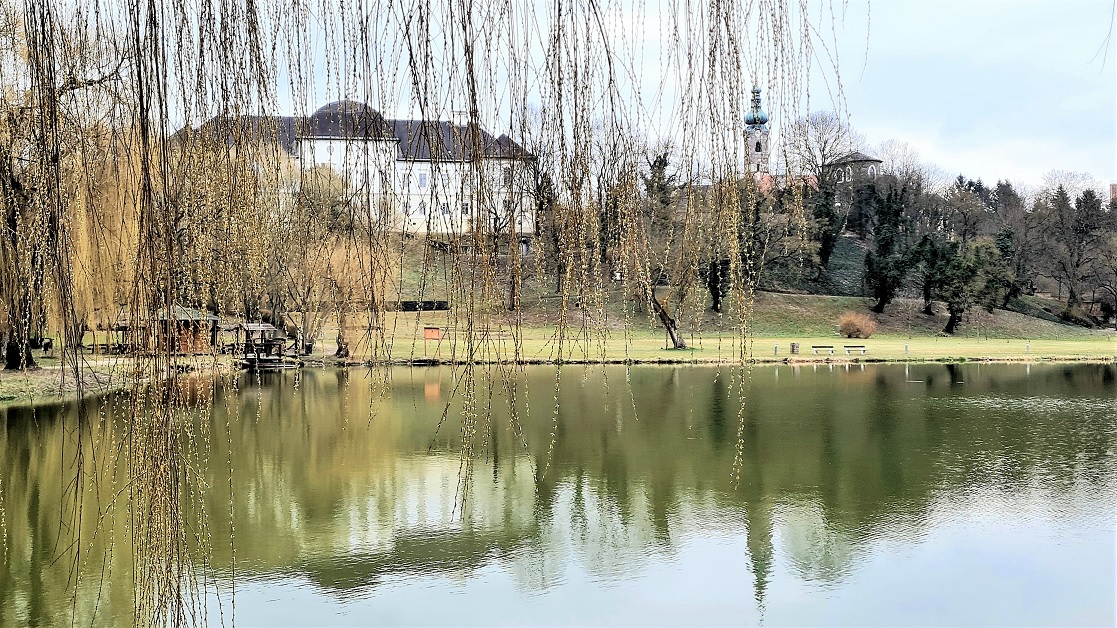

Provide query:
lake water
left=1, top=363, right=1115, bottom=626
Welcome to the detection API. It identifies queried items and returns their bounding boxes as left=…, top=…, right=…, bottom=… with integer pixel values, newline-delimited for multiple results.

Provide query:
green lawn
left=329, top=310, right=1116, bottom=363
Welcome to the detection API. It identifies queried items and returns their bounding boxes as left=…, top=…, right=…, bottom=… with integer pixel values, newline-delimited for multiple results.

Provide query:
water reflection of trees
left=0, top=397, right=135, bottom=626
left=1, top=364, right=1114, bottom=623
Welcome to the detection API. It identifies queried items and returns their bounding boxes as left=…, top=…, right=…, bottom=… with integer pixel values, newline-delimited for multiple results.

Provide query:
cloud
left=805, top=0, right=1116, bottom=187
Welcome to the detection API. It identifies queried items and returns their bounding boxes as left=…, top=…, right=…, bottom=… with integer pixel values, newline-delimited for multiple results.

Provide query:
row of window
left=413, top=167, right=514, bottom=189
left=315, top=145, right=516, bottom=189
left=833, top=164, right=878, bottom=184
left=372, top=167, right=516, bottom=191
left=400, top=198, right=517, bottom=216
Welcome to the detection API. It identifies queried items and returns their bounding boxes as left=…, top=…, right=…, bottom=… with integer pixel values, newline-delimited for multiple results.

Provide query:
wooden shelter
left=101, top=305, right=217, bottom=355
left=108, top=317, right=149, bottom=354
left=154, top=306, right=220, bottom=354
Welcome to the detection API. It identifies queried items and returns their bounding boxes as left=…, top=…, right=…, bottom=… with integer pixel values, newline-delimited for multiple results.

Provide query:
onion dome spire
left=745, top=85, right=769, bottom=128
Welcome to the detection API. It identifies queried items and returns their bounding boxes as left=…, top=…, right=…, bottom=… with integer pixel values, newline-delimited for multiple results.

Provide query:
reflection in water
left=1, top=364, right=1115, bottom=625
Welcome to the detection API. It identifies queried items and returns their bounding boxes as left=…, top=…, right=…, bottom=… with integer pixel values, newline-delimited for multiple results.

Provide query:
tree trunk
left=301, top=310, right=311, bottom=355
left=1002, top=282, right=1021, bottom=308
left=707, top=260, right=722, bottom=313
left=1065, top=285, right=1081, bottom=315
left=334, top=311, right=350, bottom=358
left=649, top=287, right=687, bottom=349
left=509, top=240, right=520, bottom=311
left=872, top=298, right=887, bottom=314
left=554, top=259, right=565, bottom=294
left=3, top=269, right=42, bottom=369
left=943, top=306, right=963, bottom=334
left=4, top=338, right=38, bottom=370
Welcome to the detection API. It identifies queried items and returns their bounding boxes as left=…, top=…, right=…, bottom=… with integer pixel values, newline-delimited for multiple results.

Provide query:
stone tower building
left=745, top=85, right=770, bottom=178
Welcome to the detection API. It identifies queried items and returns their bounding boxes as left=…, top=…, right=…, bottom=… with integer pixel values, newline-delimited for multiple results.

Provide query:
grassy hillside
left=376, top=235, right=1104, bottom=343
left=742, top=292, right=1101, bottom=340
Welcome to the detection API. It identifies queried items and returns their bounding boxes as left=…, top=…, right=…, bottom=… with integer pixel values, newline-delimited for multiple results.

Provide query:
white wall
left=298, top=138, right=397, bottom=194
left=298, top=136, right=535, bottom=236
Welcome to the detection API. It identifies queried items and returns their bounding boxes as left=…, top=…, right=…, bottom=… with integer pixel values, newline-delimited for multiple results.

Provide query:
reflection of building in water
left=292, top=454, right=539, bottom=589
left=511, top=474, right=666, bottom=588
left=291, top=455, right=694, bottom=593
left=776, top=500, right=856, bottom=584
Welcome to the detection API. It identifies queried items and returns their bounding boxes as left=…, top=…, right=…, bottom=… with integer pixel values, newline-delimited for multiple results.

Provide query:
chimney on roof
left=1110, top=182, right=1117, bottom=202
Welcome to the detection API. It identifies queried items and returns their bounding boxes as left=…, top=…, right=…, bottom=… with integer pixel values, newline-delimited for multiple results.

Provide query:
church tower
left=745, top=85, right=770, bottom=177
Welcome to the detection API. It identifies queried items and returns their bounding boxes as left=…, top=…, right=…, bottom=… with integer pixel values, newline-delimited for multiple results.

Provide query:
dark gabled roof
left=191, top=115, right=299, bottom=155
left=835, top=151, right=883, bottom=165
left=172, top=115, right=299, bottom=156
left=486, top=133, right=533, bottom=160
left=179, top=102, right=535, bottom=161
left=389, top=120, right=532, bottom=161
left=302, top=100, right=395, bottom=141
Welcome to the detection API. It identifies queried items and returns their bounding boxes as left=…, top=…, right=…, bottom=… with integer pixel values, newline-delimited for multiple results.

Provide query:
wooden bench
left=844, top=345, right=867, bottom=355
left=82, top=342, right=116, bottom=354
left=811, top=345, right=835, bottom=355
left=476, top=326, right=515, bottom=338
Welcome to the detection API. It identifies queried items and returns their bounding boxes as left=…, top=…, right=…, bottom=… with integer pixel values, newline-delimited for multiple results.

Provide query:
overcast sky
left=821, top=0, right=1115, bottom=190
left=276, top=0, right=1114, bottom=191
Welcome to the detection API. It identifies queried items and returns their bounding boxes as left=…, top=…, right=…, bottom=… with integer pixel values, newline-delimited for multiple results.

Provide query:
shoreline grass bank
left=3, top=331, right=1114, bottom=405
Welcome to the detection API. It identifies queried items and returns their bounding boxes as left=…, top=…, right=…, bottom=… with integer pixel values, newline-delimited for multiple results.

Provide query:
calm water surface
left=1, top=363, right=1115, bottom=626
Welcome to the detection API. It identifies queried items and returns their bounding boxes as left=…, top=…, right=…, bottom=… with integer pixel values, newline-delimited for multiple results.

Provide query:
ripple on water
left=934, top=395, right=1117, bottom=419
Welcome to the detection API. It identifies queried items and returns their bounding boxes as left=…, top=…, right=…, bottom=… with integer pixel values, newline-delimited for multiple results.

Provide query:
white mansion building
left=193, top=100, right=536, bottom=236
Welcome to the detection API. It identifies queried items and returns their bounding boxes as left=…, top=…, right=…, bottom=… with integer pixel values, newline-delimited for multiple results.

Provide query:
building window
left=868, top=165, right=876, bottom=178
left=440, top=203, right=450, bottom=215
left=502, top=167, right=512, bottom=188
left=379, top=170, right=390, bottom=190
left=417, top=201, right=427, bottom=215
left=755, top=141, right=762, bottom=153
left=461, top=202, right=471, bottom=215
left=846, top=166, right=853, bottom=181
left=419, top=173, right=428, bottom=188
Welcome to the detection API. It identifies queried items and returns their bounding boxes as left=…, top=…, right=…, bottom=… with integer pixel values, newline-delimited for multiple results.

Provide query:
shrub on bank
left=838, top=311, right=877, bottom=338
